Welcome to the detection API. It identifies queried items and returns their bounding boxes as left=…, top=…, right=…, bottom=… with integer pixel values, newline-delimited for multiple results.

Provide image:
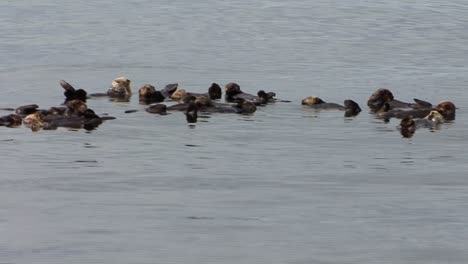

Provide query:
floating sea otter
left=301, top=96, right=362, bottom=117
left=399, top=110, right=446, bottom=138
left=138, top=83, right=178, bottom=104
left=224, top=83, right=276, bottom=105
left=167, top=95, right=257, bottom=114
left=378, top=100, right=456, bottom=121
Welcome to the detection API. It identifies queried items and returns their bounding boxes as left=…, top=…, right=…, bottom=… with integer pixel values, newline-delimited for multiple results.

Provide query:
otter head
left=367, top=88, right=394, bottom=111
left=195, top=96, right=212, bottom=107
left=434, top=101, right=455, bottom=120
left=171, top=89, right=187, bottom=101
left=301, top=96, right=325, bottom=106
left=425, top=110, right=445, bottom=125
left=0, top=114, right=22, bottom=127
left=343, top=99, right=362, bottom=117
left=225, top=83, right=242, bottom=99
left=208, top=83, right=222, bottom=100
left=66, top=100, right=88, bottom=115
left=138, top=84, right=156, bottom=98
left=399, top=116, right=416, bottom=138
left=109, top=77, right=131, bottom=97
left=23, top=112, right=43, bottom=131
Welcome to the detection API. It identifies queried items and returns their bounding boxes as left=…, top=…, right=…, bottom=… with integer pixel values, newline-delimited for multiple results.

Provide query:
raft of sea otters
left=0, top=77, right=456, bottom=138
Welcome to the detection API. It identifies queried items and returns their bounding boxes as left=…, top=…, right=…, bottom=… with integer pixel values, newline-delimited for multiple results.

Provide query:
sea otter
left=0, top=114, right=22, bottom=127
left=170, top=83, right=223, bottom=102
left=367, top=88, right=432, bottom=112
left=167, top=95, right=256, bottom=114
left=138, top=84, right=165, bottom=104
left=399, top=110, right=446, bottom=138
left=379, top=100, right=456, bottom=121
left=225, top=83, right=276, bottom=105
left=301, top=96, right=362, bottom=117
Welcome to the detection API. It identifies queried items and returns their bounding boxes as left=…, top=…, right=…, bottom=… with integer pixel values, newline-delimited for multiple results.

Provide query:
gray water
left=1, top=1, right=468, bottom=263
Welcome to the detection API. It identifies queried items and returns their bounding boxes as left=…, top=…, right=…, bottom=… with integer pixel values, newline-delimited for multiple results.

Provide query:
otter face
left=138, top=84, right=156, bottom=97
left=109, top=77, right=131, bottom=96
left=171, top=89, right=187, bottom=101
left=23, top=112, right=43, bottom=131
left=434, top=101, right=455, bottom=120
left=425, top=110, right=445, bottom=124
left=208, top=83, right=222, bottom=100
left=368, top=88, right=394, bottom=111
left=195, top=96, right=212, bottom=107
left=301, top=96, right=325, bottom=105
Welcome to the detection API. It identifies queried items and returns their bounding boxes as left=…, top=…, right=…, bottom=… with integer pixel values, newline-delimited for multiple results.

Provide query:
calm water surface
left=1, top=1, right=468, bottom=263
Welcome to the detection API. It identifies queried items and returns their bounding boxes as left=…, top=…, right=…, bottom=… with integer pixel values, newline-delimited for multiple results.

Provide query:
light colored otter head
left=171, top=89, right=187, bottom=101
left=425, top=110, right=445, bottom=124
left=138, top=84, right=156, bottom=97
left=434, top=101, right=455, bottom=120
left=111, top=77, right=131, bottom=96
left=66, top=100, right=88, bottom=115
left=23, top=112, right=43, bottom=131
left=301, top=96, right=325, bottom=105
left=367, top=88, right=394, bottom=111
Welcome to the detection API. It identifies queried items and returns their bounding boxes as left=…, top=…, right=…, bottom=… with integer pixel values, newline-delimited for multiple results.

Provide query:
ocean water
left=1, top=1, right=468, bottom=263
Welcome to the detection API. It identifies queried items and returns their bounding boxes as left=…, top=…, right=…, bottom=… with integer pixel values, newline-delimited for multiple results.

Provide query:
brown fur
left=23, top=112, right=43, bottom=131
left=434, top=101, right=455, bottom=120
left=138, top=84, right=156, bottom=97
left=111, top=77, right=131, bottom=96
left=65, top=100, right=88, bottom=115
left=171, top=89, right=187, bottom=101
left=301, top=96, right=325, bottom=105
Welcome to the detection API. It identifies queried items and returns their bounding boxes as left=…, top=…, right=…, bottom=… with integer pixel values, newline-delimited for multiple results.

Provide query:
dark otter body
left=145, top=104, right=167, bottom=115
